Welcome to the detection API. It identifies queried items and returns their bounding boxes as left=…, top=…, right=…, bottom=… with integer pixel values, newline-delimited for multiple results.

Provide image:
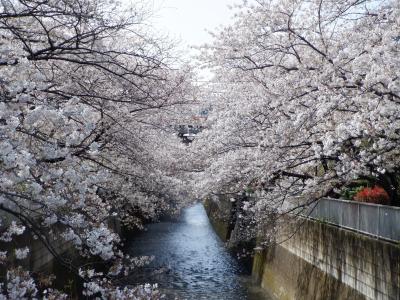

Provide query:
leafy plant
left=341, top=185, right=366, bottom=200
left=340, top=179, right=372, bottom=200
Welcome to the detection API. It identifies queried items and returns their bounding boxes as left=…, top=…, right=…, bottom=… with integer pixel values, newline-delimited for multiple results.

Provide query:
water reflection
left=124, top=204, right=271, bottom=300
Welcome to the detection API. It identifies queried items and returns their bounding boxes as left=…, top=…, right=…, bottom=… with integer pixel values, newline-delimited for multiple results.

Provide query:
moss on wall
left=252, top=250, right=266, bottom=284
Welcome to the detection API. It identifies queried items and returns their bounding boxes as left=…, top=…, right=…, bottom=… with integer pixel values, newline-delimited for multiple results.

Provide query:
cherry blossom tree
left=192, top=0, right=400, bottom=243
left=0, top=0, right=195, bottom=298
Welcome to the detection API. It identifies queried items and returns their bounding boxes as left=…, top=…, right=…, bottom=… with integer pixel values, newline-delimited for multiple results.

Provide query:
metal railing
left=305, top=198, right=400, bottom=242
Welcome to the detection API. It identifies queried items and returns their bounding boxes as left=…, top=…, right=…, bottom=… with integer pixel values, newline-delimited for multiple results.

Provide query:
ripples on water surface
left=124, top=204, right=272, bottom=300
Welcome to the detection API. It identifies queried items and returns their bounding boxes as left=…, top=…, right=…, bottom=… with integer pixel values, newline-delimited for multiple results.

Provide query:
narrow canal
left=124, top=203, right=271, bottom=300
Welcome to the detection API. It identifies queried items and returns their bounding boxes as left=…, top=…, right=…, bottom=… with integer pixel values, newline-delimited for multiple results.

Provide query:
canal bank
left=0, top=215, right=123, bottom=298
left=204, top=197, right=400, bottom=300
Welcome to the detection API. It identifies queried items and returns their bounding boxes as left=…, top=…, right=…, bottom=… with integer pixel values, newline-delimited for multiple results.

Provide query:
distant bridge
left=175, top=124, right=204, bottom=143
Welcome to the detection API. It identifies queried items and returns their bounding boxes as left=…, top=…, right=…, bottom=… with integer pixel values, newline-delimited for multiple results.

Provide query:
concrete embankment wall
left=203, top=195, right=234, bottom=242
left=204, top=198, right=400, bottom=300
left=254, top=219, right=400, bottom=300
left=0, top=216, right=122, bottom=273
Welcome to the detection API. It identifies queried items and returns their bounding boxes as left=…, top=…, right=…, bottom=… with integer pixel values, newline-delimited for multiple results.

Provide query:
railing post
left=341, top=199, right=344, bottom=227
left=327, top=198, right=329, bottom=220
left=377, top=205, right=380, bottom=238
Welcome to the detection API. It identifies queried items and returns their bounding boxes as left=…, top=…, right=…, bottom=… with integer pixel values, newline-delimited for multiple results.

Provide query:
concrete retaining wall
left=255, top=219, right=400, bottom=300
left=204, top=196, right=234, bottom=242
left=204, top=196, right=400, bottom=300
left=1, top=216, right=122, bottom=273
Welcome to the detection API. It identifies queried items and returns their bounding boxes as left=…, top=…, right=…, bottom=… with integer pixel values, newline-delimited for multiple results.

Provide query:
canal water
left=124, top=203, right=271, bottom=300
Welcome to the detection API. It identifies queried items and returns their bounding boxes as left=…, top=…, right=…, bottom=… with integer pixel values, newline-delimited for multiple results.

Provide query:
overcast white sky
left=150, top=0, right=239, bottom=53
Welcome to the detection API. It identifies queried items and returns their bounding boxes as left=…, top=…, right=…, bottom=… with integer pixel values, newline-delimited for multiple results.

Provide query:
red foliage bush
left=353, top=186, right=390, bottom=205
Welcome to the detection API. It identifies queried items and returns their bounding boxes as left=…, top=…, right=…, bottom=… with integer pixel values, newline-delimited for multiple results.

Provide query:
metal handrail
left=305, top=197, right=400, bottom=242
